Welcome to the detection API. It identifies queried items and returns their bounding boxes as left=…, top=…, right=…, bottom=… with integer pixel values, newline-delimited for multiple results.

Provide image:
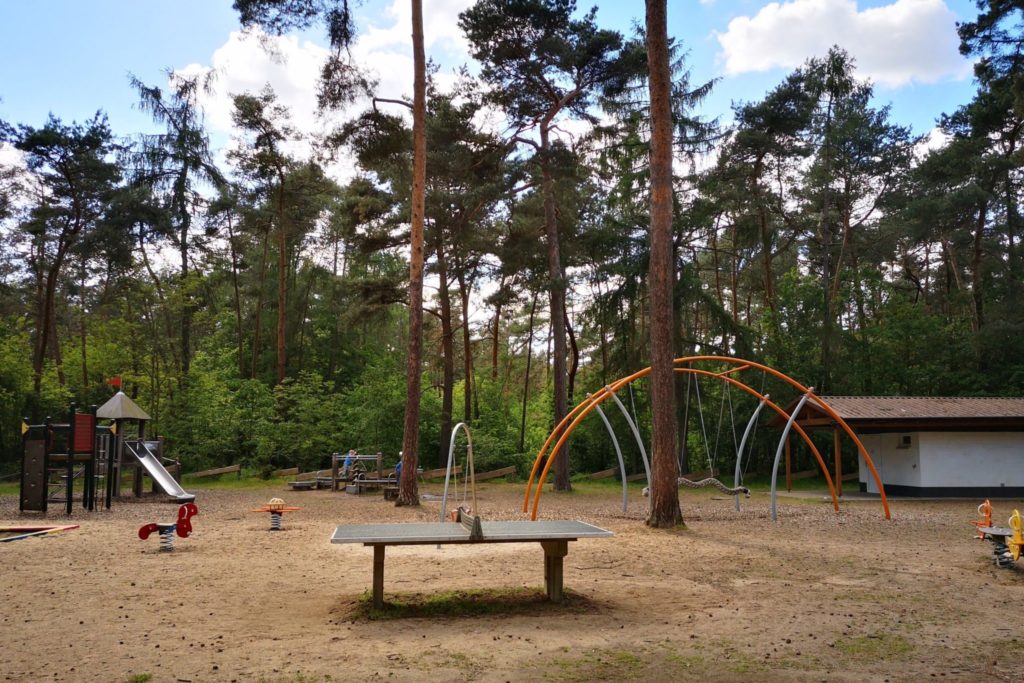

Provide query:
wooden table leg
left=372, top=545, right=386, bottom=608
left=541, top=540, right=569, bottom=602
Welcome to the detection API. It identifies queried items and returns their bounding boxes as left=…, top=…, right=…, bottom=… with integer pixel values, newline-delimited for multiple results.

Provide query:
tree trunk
left=398, top=0, right=426, bottom=506
left=138, top=226, right=180, bottom=369
left=539, top=123, right=571, bottom=492
left=50, top=299, right=66, bottom=388
left=519, top=293, right=538, bottom=453
left=971, top=200, right=987, bottom=333
left=491, top=274, right=506, bottom=380
left=252, top=224, right=271, bottom=379
left=436, top=236, right=455, bottom=469
left=457, top=267, right=473, bottom=424
left=226, top=215, right=246, bottom=379
left=276, top=188, right=288, bottom=385
left=818, top=94, right=835, bottom=394
left=296, top=266, right=317, bottom=372
left=645, top=0, right=682, bottom=528
left=34, top=257, right=65, bottom=394
left=565, top=310, right=579, bottom=409
left=180, top=210, right=192, bottom=379
left=79, top=263, right=88, bottom=388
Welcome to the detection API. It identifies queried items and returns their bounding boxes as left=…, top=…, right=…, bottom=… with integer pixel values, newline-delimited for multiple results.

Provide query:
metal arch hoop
left=440, top=422, right=477, bottom=524
left=591, top=399, right=630, bottom=513
left=734, top=396, right=768, bottom=512
left=523, top=355, right=891, bottom=521
left=770, top=391, right=813, bottom=521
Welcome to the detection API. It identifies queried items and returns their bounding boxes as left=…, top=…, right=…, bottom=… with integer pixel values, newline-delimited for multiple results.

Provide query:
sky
left=0, top=0, right=983, bottom=166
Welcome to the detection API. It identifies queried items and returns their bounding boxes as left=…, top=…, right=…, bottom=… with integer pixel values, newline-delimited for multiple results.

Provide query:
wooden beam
left=589, top=467, right=618, bottom=480
left=190, top=464, right=242, bottom=479
left=272, top=467, right=299, bottom=478
left=785, top=435, right=792, bottom=492
left=419, top=466, right=462, bottom=479
left=833, top=427, right=842, bottom=498
left=475, top=465, right=516, bottom=481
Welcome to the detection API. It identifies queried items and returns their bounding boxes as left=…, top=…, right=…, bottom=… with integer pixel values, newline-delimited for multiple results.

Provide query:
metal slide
left=124, top=441, right=195, bottom=503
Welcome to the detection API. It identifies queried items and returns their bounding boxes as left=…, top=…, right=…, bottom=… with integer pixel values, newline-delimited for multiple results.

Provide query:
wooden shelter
left=774, top=396, right=1024, bottom=497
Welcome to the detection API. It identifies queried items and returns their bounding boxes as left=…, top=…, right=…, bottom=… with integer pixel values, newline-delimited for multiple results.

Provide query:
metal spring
left=270, top=512, right=283, bottom=531
left=993, top=541, right=1013, bottom=568
left=159, top=527, right=175, bottom=552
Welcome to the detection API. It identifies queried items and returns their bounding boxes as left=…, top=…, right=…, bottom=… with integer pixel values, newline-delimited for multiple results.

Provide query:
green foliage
left=1, top=1, right=1023, bottom=489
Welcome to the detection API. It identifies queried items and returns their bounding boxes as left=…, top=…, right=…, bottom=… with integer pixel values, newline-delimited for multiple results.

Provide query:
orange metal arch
left=524, top=355, right=891, bottom=520
left=525, top=367, right=839, bottom=520
left=680, top=356, right=890, bottom=519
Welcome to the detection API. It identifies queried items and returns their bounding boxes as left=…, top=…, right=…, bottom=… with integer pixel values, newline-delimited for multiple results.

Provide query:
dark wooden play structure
left=19, top=404, right=108, bottom=515
left=19, top=392, right=193, bottom=515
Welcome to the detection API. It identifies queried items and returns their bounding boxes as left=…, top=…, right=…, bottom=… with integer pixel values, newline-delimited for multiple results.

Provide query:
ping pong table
left=330, top=510, right=613, bottom=607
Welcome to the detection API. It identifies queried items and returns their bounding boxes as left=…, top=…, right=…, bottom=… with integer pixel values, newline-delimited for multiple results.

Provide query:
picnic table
left=330, top=510, right=613, bottom=607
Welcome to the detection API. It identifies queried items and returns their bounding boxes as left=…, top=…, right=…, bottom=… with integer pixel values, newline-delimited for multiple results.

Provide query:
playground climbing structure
left=524, top=356, right=891, bottom=521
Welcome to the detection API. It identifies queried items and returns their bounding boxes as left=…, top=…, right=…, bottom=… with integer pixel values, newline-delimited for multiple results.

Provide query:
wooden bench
left=288, top=469, right=328, bottom=490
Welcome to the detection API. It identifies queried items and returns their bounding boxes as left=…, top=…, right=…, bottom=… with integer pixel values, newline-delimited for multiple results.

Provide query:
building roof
left=770, top=396, right=1024, bottom=432
left=96, top=391, right=151, bottom=421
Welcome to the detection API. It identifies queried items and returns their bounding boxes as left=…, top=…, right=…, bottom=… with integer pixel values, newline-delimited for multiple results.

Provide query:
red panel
left=73, top=413, right=95, bottom=454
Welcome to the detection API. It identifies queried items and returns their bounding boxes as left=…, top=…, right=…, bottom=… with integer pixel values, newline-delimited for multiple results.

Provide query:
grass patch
left=545, top=645, right=712, bottom=682
left=178, top=471, right=285, bottom=491
left=349, top=587, right=595, bottom=620
left=391, top=649, right=489, bottom=678
left=126, top=674, right=153, bottom=683
left=663, top=652, right=705, bottom=669
left=545, top=648, right=646, bottom=682
left=834, top=632, right=912, bottom=661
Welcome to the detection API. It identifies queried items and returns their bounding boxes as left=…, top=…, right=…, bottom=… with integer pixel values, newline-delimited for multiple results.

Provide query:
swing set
left=523, top=356, right=891, bottom=521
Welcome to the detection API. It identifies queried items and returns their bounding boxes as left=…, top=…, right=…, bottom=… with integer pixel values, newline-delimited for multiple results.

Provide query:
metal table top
left=330, top=520, right=613, bottom=545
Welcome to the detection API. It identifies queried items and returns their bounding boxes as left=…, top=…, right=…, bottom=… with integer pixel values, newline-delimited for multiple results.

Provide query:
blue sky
left=0, top=0, right=981, bottom=154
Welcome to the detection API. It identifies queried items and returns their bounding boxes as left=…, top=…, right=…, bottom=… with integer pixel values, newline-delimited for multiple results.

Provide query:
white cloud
left=359, top=0, right=474, bottom=55
left=176, top=31, right=330, bottom=140
left=915, top=126, right=950, bottom=159
left=171, top=0, right=474, bottom=183
left=0, top=142, right=26, bottom=170
left=715, top=0, right=971, bottom=88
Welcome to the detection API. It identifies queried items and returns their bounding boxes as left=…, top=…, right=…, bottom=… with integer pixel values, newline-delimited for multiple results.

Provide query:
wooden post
left=332, top=453, right=340, bottom=491
left=66, top=403, right=75, bottom=515
left=112, top=419, right=122, bottom=499
left=784, top=434, right=792, bottom=492
left=541, top=540, right=568, bottom=602
left=372, top=545, right=386, bottom=608
left=133, top=456, right=144, bottom=498
left=833, top=427, right=842, bottom=498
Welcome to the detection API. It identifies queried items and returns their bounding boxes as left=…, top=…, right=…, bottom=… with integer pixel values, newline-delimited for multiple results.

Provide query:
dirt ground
left=1, top=481, right=1022, bottom=683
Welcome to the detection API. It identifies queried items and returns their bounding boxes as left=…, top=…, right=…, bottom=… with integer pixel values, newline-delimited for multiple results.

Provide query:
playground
left=0, top=481, right=1021, bottom=682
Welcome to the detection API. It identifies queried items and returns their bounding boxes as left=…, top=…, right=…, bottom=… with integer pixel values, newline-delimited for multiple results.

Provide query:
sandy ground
left=1, top=481, right=1022, bottom=683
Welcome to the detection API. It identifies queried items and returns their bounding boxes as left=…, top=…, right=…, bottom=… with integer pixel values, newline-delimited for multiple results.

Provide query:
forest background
left=0, top=0, right=1022, bottom=482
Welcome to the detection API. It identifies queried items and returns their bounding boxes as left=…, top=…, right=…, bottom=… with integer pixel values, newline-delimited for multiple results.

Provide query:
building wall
left=858, top=432, right=920, bottom=494
left=858, top=431, right=1024, bottom=496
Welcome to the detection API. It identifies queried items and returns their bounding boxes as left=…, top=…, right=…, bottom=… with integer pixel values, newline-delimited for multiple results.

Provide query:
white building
left=792, top=396, right=1024, bottom=498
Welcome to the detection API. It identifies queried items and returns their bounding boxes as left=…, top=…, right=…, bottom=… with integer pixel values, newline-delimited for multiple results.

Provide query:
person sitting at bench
left=340, top=450, right=356, bottom=479
left=392, top=459, right=402, bottom=480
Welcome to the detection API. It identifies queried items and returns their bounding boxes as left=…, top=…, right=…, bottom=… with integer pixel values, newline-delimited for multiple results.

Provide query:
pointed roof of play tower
left=96, top=391, right=151, bottom=421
